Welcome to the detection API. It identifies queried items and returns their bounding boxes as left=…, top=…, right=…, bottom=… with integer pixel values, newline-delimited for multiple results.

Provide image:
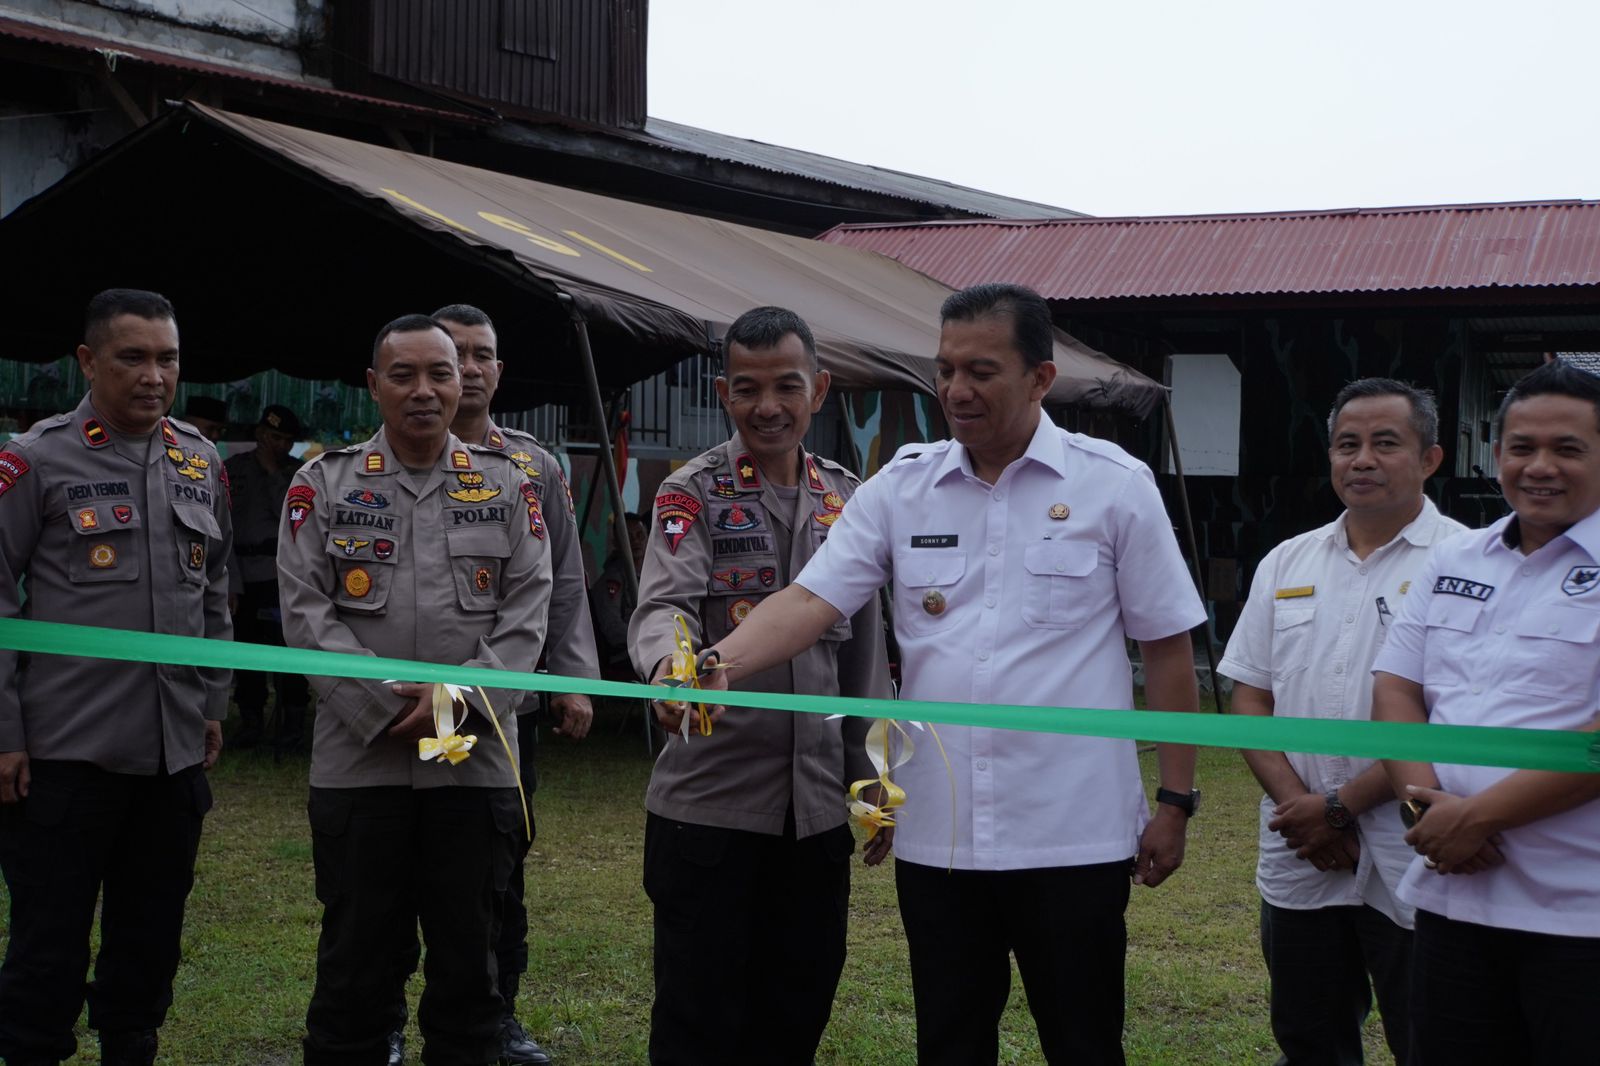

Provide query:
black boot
left=97, top=1029, right=157, bottom=1066
left=496, top=976, right=550, bottom=1065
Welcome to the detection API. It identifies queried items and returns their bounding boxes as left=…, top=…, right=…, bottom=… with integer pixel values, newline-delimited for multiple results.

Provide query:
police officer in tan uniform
left=278, top=315, right=553, bottom=1066
left=0, top=289, right=232, bottom=1066
left=225, top=404, right=310, bottom=751
left=431, top=303, right=601, bottom=1066
left=629, top=307, right=892, bottom=1066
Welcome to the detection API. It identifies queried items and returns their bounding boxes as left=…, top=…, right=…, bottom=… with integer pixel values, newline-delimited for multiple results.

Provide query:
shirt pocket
left=1269, top=607, right=1317, bottom=680
left=445, top=526, right=511, bottom=613
left=1021, top=540, right=1099, bottom=630
left=894, top=550, right=966, bottom=636
left=1421, top=594, right=1486, bottom=688
left=172, top=503, right=220, bottom=587
left=1503, top=603, right=1600, bottom=700
left=325, top=532, right=396, bottom=613
left=65, top=501, right=142, bottom=584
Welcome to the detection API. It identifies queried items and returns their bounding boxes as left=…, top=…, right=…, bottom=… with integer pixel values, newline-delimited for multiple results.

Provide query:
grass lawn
left=0, top=703, right=1399, bottom=1065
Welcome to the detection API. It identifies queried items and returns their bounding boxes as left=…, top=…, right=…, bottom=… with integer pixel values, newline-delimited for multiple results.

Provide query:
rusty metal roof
left=819, top=201, right=1600, bottom=301
left=0, top=15, right=488, bottom=124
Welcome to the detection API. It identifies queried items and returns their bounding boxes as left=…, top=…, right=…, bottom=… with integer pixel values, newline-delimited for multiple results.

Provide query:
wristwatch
left=1324, top=789, right=1357, bottom=831
left=1155, top=787, right=1201, bottom=818
left=1399, top=798, right=1430, bottom=829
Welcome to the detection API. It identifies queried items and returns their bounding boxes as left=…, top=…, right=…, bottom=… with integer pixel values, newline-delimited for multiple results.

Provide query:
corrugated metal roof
left=819, top=201, right=1600, bottom=300
left=0, top=15, right=487, bottom=124
left=636, top=118, right=1086, bottom=221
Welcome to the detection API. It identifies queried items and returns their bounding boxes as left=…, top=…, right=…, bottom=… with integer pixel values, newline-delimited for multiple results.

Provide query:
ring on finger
left=1423, top=857, right=1439, bottom=869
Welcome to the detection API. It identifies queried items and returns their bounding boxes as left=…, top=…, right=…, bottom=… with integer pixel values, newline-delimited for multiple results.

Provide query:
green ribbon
left=1, top=618, right=1596, bottom=773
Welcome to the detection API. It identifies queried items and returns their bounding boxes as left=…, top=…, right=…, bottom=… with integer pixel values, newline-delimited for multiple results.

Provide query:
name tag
left=1434, top=576, right=1494, bottom=601
left=911, top=534, right=958, bottom=548
left=1274, top=586, right=1314, bottom=599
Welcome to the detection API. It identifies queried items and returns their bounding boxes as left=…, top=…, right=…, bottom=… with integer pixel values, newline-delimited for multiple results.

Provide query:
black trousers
left=303, top=786, right=523, bottom=1066
left=1411, top=908, right=1600, bottom=1065
left=232, top=580, right=310, bottom=715
left=895, top=857, right=1133, bottom=1066
left=0, top=760, right=210, bottom=1063
left=643, top=812, right=854, bottom=1066
left=1260, top=900, right=1413, bottom=1065
left=494, top=714, right=539, bottom=988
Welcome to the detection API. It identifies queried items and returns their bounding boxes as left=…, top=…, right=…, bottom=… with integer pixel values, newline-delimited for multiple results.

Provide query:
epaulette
left=165, top=415, right=205, bottom=440
left=10, top=413, right=71, bottom=445
left=885, top=441, right=943, bottom=468
left=493, top=424, right=544, bottom=448
left=812, top=454, right=863, bottom=483
left=1064, top=431, right=1142, bottom=471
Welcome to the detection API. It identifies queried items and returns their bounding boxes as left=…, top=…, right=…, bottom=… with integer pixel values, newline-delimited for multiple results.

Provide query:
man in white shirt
left=699, top=283, right=1206, bottom=1065
left=1221, top=378, right=1464, bottom=1065
left=1373, top=360, right=1600, bottom=1063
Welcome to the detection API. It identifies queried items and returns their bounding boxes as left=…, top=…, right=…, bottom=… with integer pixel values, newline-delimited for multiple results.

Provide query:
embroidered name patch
left=911, top=534, right=958, bottom=549
left=1434, top=575, right=1494, bottom=601
left=1275, top=586, right=1315, bottom=600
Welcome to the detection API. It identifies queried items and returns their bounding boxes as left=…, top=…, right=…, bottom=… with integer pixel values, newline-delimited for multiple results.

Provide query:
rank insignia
left=113, top=505, right=133, bottom=524
left=88, top=543, right=117, bottom=569
left=333, top=536, right=370, bottom=557
left=165, top=447, right=184, bottom=464
left=735, top=454, right=760, bottom=489
left=176, top=465, right=206, bottom=481
left=184, top=452, right=210, bottom=470
left=509, top=451, right=540, bottom=478
left=814, top=510, right=841, bottom=527
left=488, top=430, right=505, bottom=449
left=0, top=451, right=28, bottom=499
left=711, top=474, right=739, bottom=498
left=715, top=504, right=761, bottom=532
left=1049, top=502, right=1071, bottom=520
left=713, top=567, right=758, bottom=591
left=344, top=489, right=390, bottom=510
left=364, top=453, right=385, bottom=474
left=81, top=419, right=109, bottom=448
left=286, top=485, right=315, bottom=539
left=729, top=598, right=756, bottom=627
left=656, top=491, right=703, bottom=554
left=805, top=457, right=825, bottom=493
left=373, top=539, right=395, bottom=560
left=1399, top=581, right=1411, bottom=595
left=188, top=541, right=206, bottom=570
left=451, top=451, right=472, bottom=470
left=815, top=490, right=845, bottom=527
left=447, top=471, right=502, bottom=504
left=1563, top=565, right=1600, bottom=597
left=77, top=508, right=98, bottom=530
left=758, top=566, right=777, bottom=587
left=160, top=421, right=178, bottom=446
left=922, top=589, right=947, bottom=616
left=343, top=567, right=372, bottom=598
left=474, top=566, right=493, bottom=593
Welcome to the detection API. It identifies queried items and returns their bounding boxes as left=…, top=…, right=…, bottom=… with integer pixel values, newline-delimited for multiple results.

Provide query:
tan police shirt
left=0, top=394, right=233, bottom=774
left=277, top=428, right=552, bottom=789
left=224, top=447, right=302, bottom=588
left=481, top=422, right=600, bottom=691
left=629, top=435, right=891, bottom=839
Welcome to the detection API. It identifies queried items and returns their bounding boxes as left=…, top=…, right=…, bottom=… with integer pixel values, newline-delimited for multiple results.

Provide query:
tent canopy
left=0, top=104, right=1163, bottom=414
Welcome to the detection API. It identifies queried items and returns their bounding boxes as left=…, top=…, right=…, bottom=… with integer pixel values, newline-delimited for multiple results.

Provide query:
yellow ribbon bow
left=841, top=716, right=958, bottom=867
left=387, top=680, right=531, bottom=839
left=418, top=732, right=478, bottom=765
left=659, top=613, right=716, bottom=739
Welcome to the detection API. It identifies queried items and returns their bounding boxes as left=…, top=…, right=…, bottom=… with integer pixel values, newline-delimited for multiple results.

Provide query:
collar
left=1560, top=507, right=1600, bottom=561
left=358, top=428, right=471, bottom=476
left=934, top=412, right=1065, bottom=485
left=1331, top=497, right=1446, bottom=552
left=722, top=434, right=812, bottom=492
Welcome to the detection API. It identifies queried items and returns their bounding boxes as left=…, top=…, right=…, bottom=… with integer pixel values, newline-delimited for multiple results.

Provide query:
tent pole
left=575, top=393, right=621, bottom=536
left=559, top=294, right=639, bottom=605
left=1162, top=394, right=1224, bottom=712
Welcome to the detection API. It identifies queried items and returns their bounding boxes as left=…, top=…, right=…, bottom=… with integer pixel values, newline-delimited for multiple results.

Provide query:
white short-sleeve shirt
left=1220, top=500, right=1466, bottom=926
left=796, top=415, right=1207, bottom=871
left=1372, top=508, right=1600, bottom=937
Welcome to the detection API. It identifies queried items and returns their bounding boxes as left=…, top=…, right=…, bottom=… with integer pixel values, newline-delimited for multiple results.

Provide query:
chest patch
left=1562, top=566, right=1600, bottom=597
left=1434, top=575, right=1494, bottom=602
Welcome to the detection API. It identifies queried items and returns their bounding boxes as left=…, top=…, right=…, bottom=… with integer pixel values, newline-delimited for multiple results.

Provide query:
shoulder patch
left=0, top=450, right=30, bottom=499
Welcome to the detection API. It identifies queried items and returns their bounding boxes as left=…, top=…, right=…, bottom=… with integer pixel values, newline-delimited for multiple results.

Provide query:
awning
left=0, top=104, right=1163, bottom=414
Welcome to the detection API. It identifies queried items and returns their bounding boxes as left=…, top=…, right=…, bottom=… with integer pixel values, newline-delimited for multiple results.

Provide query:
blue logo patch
left=344, top=489, right=390, bottom=510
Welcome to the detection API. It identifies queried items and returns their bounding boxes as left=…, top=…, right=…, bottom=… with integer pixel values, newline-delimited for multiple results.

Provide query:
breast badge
left=113, top=505, right=133, bottom=524
left=711, top=474, right=739, bottom=498
left=1563, top=566, right=1600, bottom=597
left=474, top=566, right=493, bottom=593
left=88, top=543, right=117, bottom=569
left=447, top=471, right=502, bottom=503
left=373, top=539, right=395, bottom=560
left=715, top=504, right=761, bottom=532
left=922, top=589, right=947, bottom=616
left=343, top=567, right=372, bottom=598
left=77, top=508, right=98, bottom=530
left=758, top=566, right=777, bottom=587
left=1049, top=502, right=1071, bottom=520
left=713, top=567, right=758, bottom=591
left=729, top=598, right=756, bottom=627
left=344, top=489, right=390, bottom=509
left=188, top=542, right=206, bottom=570
left=333, top=536, right=370, bottom=557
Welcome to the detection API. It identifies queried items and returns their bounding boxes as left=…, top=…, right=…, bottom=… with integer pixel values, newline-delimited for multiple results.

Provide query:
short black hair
left=721, top=306, right=818, bottom=371
left=84, top=288, right=176, bottom=348
left=938, top=283, right=1054, bottom=370
left=1495, top=359, right=1600, bottom=438
left=432, top=303, right=495, bottom=332
left=372, top=314, right=450, bottom=367
left=1326, top=378, right=1439, bottom=451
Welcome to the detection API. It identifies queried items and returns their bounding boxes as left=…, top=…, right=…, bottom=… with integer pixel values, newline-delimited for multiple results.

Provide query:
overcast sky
left=649, top=0, right=1598, bottom=218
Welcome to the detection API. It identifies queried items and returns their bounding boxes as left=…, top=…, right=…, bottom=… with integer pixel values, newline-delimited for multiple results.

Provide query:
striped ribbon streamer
left=0, top=618, right=1595, bottom=773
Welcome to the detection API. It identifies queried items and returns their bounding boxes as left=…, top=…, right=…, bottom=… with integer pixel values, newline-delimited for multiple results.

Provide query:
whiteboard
left=1165, top=354, right=1240, bottom=476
